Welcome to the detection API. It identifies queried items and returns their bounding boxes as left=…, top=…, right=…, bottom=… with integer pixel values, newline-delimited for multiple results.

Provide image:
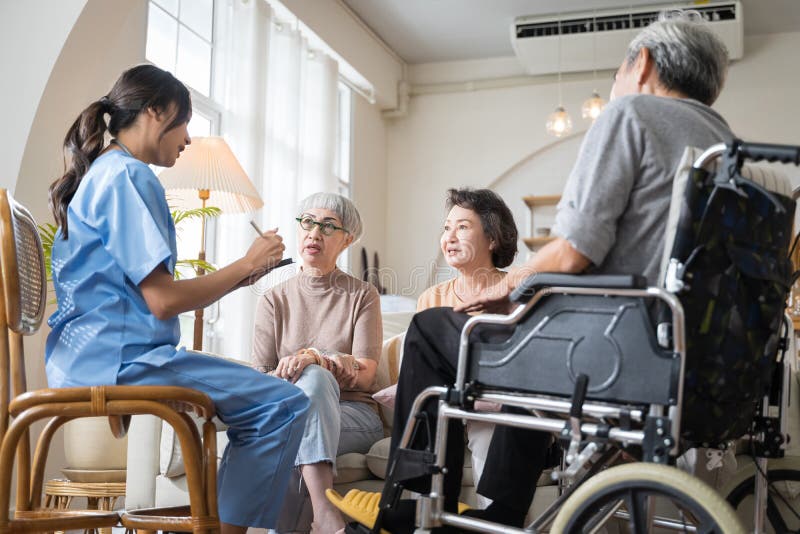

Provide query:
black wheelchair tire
left=552, top=463, right=745, bottom=533
left=726, top=468, right=800, bottom=534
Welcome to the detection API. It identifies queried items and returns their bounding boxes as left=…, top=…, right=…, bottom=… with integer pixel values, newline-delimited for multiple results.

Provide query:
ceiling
left=342, top=0, right=800, bottom=64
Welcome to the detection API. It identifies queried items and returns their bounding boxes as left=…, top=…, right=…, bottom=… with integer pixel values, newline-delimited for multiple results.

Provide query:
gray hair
left=297, top=192, right=363, bottom=241
left=625, top=10, right=729, bottom=105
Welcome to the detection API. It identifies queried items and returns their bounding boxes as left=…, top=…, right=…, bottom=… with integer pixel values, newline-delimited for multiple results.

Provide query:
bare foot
left=310, top=508, right=346, bottom=534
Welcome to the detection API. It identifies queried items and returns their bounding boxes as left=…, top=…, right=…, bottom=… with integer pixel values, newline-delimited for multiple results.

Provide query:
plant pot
left=62, top=417, right=128, bottom=482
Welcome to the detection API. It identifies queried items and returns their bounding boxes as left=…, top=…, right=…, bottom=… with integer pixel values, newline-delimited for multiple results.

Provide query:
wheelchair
left=356, top=140, right=800, bottom=534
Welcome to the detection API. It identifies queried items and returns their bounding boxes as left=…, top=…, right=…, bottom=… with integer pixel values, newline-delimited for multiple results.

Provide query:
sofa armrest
left=125, top=414, right=162, bottom=510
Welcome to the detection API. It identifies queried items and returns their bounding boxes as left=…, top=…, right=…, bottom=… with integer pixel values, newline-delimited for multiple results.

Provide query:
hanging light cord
left=592, top=11, right=598, bottom=93
left=557, top=17, right=563, bottom=106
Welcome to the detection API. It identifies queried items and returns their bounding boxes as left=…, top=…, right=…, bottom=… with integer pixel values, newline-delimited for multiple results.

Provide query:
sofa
left=124, top=310, right=558, bottom=531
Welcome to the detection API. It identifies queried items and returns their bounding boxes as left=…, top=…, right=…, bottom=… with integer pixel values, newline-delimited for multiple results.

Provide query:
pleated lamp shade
left=158, top=136, right=263, bottom=213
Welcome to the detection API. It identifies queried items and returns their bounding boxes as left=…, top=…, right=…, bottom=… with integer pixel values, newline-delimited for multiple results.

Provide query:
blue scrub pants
left=117, top=349, right=310, bottom=528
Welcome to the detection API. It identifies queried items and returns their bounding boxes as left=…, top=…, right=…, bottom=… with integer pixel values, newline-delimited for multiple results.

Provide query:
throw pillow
left=365, top=437, right=392, bottom=479
left=366, top=437, right=474, bottom=484
left=372, top=384, right=397, bottom=409
left=334, top=452, right=373, bottom=484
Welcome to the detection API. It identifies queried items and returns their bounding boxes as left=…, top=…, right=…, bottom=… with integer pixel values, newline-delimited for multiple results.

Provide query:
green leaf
left=174, top=259, right=218, bottom=280
left=171, top=206, right=222, bottom=226
left=38, top=223, right=58, bottom=281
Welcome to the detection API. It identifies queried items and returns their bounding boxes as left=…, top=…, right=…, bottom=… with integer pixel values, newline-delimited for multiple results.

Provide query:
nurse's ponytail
left=49, top=65, right=191, bottom=238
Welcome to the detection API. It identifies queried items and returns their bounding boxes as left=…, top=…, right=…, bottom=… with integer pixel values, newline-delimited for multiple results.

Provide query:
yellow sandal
left=326, top=489, right=387, bottom=534
left=326, top=488, right=469, bottom=534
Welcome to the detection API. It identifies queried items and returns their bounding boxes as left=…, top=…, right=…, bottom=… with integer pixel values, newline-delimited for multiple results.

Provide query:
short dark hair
left=446, top=188, right=518, bottom=268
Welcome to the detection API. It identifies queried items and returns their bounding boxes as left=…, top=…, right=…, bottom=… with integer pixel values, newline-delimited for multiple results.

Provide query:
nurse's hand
left=241, top=228, right=285, bottom=284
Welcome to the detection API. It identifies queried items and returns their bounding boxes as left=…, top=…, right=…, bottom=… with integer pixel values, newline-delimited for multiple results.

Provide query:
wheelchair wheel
left=551, top=463, right=745, bottom=533
left=724, top=459, right=800, bottom=534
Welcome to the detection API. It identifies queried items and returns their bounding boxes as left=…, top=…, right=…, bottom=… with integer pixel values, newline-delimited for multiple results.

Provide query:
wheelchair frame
left=374, top=142, right=800, bottom=534
left=401, top=285, right=686, bottom=534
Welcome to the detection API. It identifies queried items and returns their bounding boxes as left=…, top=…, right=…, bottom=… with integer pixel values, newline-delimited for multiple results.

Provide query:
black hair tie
left=99, top=96, right=115, bottom=113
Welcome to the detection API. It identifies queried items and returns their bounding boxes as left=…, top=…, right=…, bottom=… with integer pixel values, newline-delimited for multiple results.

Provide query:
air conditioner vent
left=511, top=1, right=742, bottom=75
left=516, top=3, right=737, bottom=39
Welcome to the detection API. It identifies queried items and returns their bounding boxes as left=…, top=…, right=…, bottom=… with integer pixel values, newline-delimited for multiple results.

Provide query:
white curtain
left=206, top=0, right=340, bottom=360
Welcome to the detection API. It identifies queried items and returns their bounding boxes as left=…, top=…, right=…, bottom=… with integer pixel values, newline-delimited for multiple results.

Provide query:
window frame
left=146, top=0, right=216, bottom=97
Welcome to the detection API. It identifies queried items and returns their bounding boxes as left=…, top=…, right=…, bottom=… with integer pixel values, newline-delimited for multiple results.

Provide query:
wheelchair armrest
left=509, top=273, right=648, bottom=304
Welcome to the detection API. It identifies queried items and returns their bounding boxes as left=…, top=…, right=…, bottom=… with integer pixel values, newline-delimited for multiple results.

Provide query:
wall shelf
left=523, top=236, right=557, bottom=250
left=523, top=195, right=561, bottom=251
left=523, top=195, right=561, bottom=208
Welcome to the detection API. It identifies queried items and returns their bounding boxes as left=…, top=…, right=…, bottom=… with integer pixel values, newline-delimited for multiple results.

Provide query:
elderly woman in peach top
left=252, top=192, right=383, bottom=534
left=416, top=187, right=518, bottom=508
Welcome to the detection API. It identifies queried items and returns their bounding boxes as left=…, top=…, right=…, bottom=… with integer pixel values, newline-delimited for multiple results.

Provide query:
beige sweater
left=252, top=268, right=382, bottom=405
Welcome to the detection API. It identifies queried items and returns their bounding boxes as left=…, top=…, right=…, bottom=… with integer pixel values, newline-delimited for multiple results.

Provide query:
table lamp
left=158, top=136, right=263, bottom=350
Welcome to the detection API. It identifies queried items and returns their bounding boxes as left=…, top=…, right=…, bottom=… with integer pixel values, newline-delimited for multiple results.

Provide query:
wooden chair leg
left=31, top=415, right=71, bottom=506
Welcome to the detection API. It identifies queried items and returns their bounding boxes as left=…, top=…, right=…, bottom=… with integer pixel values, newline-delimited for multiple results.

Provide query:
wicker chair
left=0, top=189, right=220, bottom=534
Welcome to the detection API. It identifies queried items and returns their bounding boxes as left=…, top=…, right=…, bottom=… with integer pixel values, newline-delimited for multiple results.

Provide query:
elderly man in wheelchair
left=327, top=9, right=800, bottom=534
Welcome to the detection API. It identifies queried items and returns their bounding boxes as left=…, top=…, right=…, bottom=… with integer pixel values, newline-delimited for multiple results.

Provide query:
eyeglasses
left=295, top=216, right=349, bottom=236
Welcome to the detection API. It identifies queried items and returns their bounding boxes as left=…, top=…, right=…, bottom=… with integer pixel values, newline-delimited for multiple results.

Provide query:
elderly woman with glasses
left=251, top=192, right=383, bottom=534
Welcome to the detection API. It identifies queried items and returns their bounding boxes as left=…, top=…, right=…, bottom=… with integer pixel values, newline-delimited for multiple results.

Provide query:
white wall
left=350, top=93, right=388, bottom=281
left=0, top=0, right=87, bottom=193
left=385, top=31, right=800, bottom=296
left=16, top=0, right=148, bottom=223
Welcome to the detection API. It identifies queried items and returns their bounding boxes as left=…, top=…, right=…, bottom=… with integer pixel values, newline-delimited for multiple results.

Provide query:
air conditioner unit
left=511, top=1, right=743, bottom=76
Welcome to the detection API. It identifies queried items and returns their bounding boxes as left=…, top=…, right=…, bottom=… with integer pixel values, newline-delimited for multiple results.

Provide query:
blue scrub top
left=45, top=150, right=180, bottom=387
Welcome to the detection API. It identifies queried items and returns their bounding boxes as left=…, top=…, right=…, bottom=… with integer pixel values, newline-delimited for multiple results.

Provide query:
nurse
left=45, top=64, right=310, bottom=534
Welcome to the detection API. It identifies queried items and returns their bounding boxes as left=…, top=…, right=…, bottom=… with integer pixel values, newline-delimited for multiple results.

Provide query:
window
left=146, top=0, right=214, bottom=97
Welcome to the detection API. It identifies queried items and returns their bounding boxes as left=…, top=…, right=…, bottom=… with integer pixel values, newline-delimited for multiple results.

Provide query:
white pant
left=292, top=365, right=383, bottom=471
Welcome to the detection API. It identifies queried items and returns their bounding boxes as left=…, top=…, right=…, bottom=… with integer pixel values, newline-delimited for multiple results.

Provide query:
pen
left=249, top=220, right=293, bottom=271
left=250, top=220, right=265, bottom=236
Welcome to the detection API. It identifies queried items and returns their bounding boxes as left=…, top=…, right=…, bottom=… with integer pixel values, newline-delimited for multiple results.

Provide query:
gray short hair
left=297, top=192, right=363, bottom=241
left=625, top=10, right=729, bottom=105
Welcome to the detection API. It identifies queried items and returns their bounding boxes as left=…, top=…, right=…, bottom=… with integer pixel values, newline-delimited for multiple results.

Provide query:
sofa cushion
left=159, top=416, right=227, bottom=478
left=334, top=453, right=373, bottom=484
left=366, top=437, right=474, bottom=485
left=161, top=419, right=372, bottom=483
left=374, top=333, right=405, bottom=432
left=365, top=437, right=391, bottom=480
left=381, top=311, right=415, bottom=340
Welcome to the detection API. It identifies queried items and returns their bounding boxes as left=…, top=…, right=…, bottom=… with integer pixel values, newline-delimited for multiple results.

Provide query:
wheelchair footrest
left=387, top=447, right=439, bottom=483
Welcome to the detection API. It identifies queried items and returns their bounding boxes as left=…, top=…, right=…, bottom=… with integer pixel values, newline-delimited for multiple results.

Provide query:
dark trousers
left=389, top=307, right=551, bottom=513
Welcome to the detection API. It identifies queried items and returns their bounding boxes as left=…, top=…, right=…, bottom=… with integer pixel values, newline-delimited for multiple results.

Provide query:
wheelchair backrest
left=662, top=145, right=796, bottom=443
left=658, top=147, right=794, bottom=284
